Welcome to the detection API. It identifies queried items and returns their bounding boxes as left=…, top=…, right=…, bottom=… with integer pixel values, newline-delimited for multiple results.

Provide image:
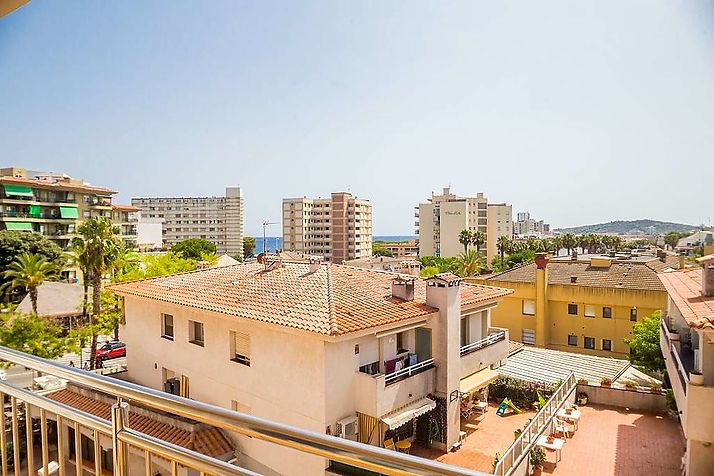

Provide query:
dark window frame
left=567, top=335, right=577, bottom=346
left=584, top=336, right=595, bottom=349
left=602, top=307, right=612, bottom=319
left=568, top=303, right=578, bottom=315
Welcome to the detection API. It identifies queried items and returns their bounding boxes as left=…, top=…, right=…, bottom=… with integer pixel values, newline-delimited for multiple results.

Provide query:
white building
left=134, top=211, right=164, bottom=250
left=110, top=258, right=512, bottom=475
left=513, top=211, right=550, bottom=238
left=132, top=186, right=244, bottom=257
left=417, top=187, right=512, bottom=262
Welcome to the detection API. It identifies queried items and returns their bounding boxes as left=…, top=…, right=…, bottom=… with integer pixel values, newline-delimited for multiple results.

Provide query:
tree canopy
left=372, top=243, right=393, bottom=257
left=0, top=308, right=83, bottom=360
left=171, top=238, right=217, bottom=260
left=2, top=253, right=59, bottom=312
left=624, top=311, right=665, bottom=373
left=113, top=252, right=198, bottom=282
left=243, top=237, right=256, bottom=259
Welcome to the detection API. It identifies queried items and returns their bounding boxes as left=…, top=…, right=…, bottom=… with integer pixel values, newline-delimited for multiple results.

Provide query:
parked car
left=96, top=341, right=126, bottom=361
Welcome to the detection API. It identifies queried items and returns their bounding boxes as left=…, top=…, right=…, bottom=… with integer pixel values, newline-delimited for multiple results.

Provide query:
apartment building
left=378, top=240, right=420, bottom=258
left=513, top=211, right=550, bottom=238
left=659, top=255, right=714, bottom=475
left=282, top=192, right=372, bottom=263
left=416, top=187, right=512, bottom=262
left=0, top=167, right=135, bottom=250
left=110, top=257, right=512, bottom=475
left=482, top=253, right=669, bottom=359
left=131, top=186, right=244, bottom=257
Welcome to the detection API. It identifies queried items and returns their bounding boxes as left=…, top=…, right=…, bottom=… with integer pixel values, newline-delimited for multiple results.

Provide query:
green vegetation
left=171, top=238, right=217, bottom=260
left=418, top=256, right=459, bottom=277
left=488, top=376, right=556, bottom=409
left=243, top=236, right=256, bottom=259
left=114, top=252, right=198, bottom=282
left=664, top=231, right=693, bottom=249
left=372, top=243, right=393, bottom=257
left=0, top=307, right=84, bottom=360
left=0, top=231, right=64, bottom=302
left=456, top=249, right=484, bottom=277
left=624, top=311, right=665, bottom=373
left=2, top=253, right=59, bottom=314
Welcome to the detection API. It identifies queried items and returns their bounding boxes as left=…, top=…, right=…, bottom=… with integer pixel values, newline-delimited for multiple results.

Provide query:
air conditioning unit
left=335, top=415, right=358, bottom=440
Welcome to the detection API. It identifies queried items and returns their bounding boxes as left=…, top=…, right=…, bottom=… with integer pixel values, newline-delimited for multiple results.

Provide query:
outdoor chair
left=383, top=438, right=396, bottom=450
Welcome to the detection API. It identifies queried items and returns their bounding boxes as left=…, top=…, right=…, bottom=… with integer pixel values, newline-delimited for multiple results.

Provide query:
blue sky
left=1, top=1, right=713, bottom=235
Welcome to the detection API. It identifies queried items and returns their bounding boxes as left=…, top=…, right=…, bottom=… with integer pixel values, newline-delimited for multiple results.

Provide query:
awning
left=5, top=222, right=33, bottom=231
left=3, top=184, right=33, bottom=197
left=380, top=397, right=436, bottom=430
left=460, top=368, right=499, bottom=394
left=59, top=206, right=79, bottom=219
left=29, top=205, right=41, bottom=217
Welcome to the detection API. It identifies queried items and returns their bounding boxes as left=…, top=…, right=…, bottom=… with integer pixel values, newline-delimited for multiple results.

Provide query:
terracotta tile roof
left=46, top=388, right=233, bottom=458
left=0, top=176, right=116, bottom=195
left=111, top=204, right=140, bottom=212
left=645, top=255, right=681, bottom=273
left=659, top=269, right=714, bottom=330
left=109, top=262, right=512, bottom=336
left=486, top=261, right=666, bottom=292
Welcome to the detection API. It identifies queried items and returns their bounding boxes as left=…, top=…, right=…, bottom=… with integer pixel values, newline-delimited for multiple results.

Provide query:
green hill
left=556, top=219, right=698, bottom=235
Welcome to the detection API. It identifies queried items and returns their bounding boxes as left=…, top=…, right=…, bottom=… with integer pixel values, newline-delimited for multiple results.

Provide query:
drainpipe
left=534, top=253, right=549, bottom=347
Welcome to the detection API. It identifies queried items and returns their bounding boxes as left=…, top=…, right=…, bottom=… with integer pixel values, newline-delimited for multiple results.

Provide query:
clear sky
left=1, top=1, right=713, bottom=236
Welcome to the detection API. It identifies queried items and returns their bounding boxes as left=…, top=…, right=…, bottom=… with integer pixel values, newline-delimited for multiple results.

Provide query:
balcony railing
left=661, top=319, right=689, bottom=395
left=384, top=358, right=435, bottom=386
left=0, top=346, right=481, bottom=476
left=460, top=330, right=506, bottom=356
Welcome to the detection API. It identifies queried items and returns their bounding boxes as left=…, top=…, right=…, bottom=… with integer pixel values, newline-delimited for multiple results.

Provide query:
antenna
left=262, top=221, right=278, bottom=253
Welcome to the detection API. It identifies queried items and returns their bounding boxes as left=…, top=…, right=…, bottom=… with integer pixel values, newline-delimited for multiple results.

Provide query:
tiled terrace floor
left=412, top=403, right=684, bottom=475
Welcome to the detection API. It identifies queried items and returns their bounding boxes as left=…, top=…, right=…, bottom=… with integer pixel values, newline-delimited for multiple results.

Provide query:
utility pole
left=262, top=221, right=278, bottom=253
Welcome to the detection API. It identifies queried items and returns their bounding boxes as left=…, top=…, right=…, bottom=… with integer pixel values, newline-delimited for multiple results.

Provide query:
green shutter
left=59, top=206, right=79, bottom=219
left=5, top=222, right=33, bottom=231
left=3, top=184, right=34, bottom=197
left=29, top=205, right=42, bottom=218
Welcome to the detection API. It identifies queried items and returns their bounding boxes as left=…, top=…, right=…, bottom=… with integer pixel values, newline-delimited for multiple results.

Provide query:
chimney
left=570, top=276, right=577, bottom=284
left=704, top=264, right=714, bottom=297
left=679, top=255, right=686, bottom=270
left=535, top=252, right=549, bottom=270
left=308, top=257, right=320, bottom=274
left=391, top=276, right=415, bottom=301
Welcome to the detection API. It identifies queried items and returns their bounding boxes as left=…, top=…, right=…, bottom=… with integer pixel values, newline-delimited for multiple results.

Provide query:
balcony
left=354, top=359, right=436, bottom=417
left=0, top=346, right=481, bottom=476
left=460, top=329, right=508, bottom=379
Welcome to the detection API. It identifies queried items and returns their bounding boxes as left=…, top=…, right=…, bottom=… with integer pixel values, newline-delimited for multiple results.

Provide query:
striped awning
left=5, top=222, right=33, bottom=231
left=460, top=368, right=499, bottom=394
left=3, top=184, right=33, bottom=197
left=59, top=206, right=79, bottom=219
left=380, top=397, right=435, bottom=430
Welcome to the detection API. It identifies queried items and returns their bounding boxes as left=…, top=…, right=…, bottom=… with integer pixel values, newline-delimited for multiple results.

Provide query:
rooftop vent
left=570, top=276, right=577, bottom=283
left=308, top=257, right=320, bottom=274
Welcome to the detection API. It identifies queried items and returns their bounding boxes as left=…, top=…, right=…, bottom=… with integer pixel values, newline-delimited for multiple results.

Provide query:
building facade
left=0, top=167, right=135, bottom=250
left=282, top=192, right=372, bottom=263
left=110, top=259, right=512, bottom=475
left=659, top=256, right=714, bottom=476
left=481, top=254, right=668, bottom=359
left=377, top=240, right=419, bottom=258
left=416, top=187, right=512, bottom=262
left=131, top=186, right=244, bottom=257
left=513, top=211, right=550, bottom=238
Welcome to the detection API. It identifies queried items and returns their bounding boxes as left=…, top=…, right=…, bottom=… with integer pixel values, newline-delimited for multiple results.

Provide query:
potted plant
left=514, top=428, right=523, bottom=439
left=492, top=452, right=501, bottom=470
left=565, top=406, right=573, bottom=415
left=649, top=384, right=662, bottom=394
left=577, top=378, right=588, bottom=385
left=529, top=446, right=546, bottom=475
left=600, top=377, right=612, bottom=387
left=690, top=371, right=704, bottom=386
left=624, top=380, right=637, bottom=391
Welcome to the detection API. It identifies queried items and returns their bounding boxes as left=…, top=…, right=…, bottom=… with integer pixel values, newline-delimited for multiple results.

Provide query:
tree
left=243, top=237, right=256, bottom=259
left=2, top=253, right=59, bottom=314
left=456, top=249, right=485, bottom=278
left=0, top=232, right=64, bottom=300
left=68, top=239, right=92, bottom=320
left=420, top=265, right=440, bottom=278
left=472, top=231, right=486, bottom=255
left=664, top=231, right=690, bottom=249
left=373, top=245, right=393, bottom=257
left=114, top=252, right=198, bottom=282
left=74, top=217, right=121, bottom=369
left=94, top=290, right=123, bottom=340
left=624, top=311, right=666, bottom=373
left=496, top=236, right=512, bottom=269
left=0, top=309, right=82, bottom=360
left=458, top=230, right=472, bottom=253
left=561, top=233, right=577, bottom=256
left=172, top=238, right=217, bottom=260
left=505, top=250, right=536, bottom=269
left=111, top=246, right=139, bottom=281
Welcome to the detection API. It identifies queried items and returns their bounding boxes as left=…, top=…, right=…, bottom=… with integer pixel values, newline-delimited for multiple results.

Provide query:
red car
left=96, top=341, right=126, bottom=361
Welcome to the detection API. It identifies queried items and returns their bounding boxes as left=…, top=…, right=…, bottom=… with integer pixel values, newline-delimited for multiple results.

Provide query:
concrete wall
left=460, top=336, right=508, bottom=379
left=577, top=384, right=667, bottom=412
left=353, top=368, right=436, bottom=417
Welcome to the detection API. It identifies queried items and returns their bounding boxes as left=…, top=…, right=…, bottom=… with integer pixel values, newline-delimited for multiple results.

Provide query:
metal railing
left=460, top=330, right=506, bottom=357
left=0, top=346, right=485, bottom=476
left=493, top=373, right=577, bottom=476
left=661, top=319, right=688, bottom=395
left=384, top=358, right=435, bottom=386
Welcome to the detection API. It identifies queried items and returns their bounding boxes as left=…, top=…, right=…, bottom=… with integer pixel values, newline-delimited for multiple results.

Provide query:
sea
left=254, top=236, right=416, bottom=253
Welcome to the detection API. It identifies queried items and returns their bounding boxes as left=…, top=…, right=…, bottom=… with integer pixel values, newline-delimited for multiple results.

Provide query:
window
left=189, top=320, right=204, bottom=346
left=161, top=314, right=174, bottom=340
left=568, top=335, right=577, bottom=346
left=522, top=300, right=536, bottom=316
left=230, top=331, right=250, bottom=366
left=584, top=337, right=595, bottom=349
left=630, top=308, right=638, bottom=322
left=460, top=318, right=469, bottom=347
left=522, top=329, right=535, bottom=345
left=584, top=305, right=596, bottom=318
left=603, top=307, right=612, bottom=319
left=602, top=339, right=612, bottom=351
left=568, top=304, right=578, bottom=315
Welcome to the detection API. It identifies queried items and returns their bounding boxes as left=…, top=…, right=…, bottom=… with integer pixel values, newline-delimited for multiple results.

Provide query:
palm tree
left=552, top=235, right=564, bottom=256
left=74, top=216, right=121, bottom=369
left=68, top=239, right=93, bottom=321
left=496, top=235, right=512, bottom=269
left=472, top=231, right=486, bottom=255
left=3, top=253, right=59, bottom=314
left=458, top=229, right=472, bottom=253
left=456, top=249, right=485, bottom=278
left=561, top=233, right=577, bottom=256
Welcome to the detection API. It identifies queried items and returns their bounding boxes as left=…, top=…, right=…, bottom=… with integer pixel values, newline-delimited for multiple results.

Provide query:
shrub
left=529, top=447, right=546, bottom=468
left=624, top=380, right=637, bottom=390
left=650, top=384, right=663, bottom=394
left=577, top=378, right=588, bottom=385
left=665, top=389, right=678, bottom=412
left=488, top=377, right=556, bottom=409
left=600, top=377, right=612, bottom=387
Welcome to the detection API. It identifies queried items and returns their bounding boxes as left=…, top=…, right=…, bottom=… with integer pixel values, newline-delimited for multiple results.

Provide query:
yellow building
left=481, top=254, right=668, bottom=358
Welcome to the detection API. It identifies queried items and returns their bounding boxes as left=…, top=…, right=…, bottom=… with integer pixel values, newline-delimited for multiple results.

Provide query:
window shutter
left=234, top=332, right=250, bottom=358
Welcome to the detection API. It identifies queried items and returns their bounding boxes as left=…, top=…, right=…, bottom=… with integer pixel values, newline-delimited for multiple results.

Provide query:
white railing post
left=112, top=400, right=130, bottom=476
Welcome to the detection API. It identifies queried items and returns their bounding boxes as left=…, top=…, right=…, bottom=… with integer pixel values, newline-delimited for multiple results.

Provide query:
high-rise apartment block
left=282, top=192, right=372, bottom=263
left=417, top=187, right=512, bottom=261
left=513, top=211, right=550, bottom=237
left=131, top=186, right=244, bottom=257
left=0, top=167, right=136, bottom=250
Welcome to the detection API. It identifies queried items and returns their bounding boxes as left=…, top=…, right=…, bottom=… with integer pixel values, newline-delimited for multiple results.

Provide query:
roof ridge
left=487, top=261, right=535, bottom=280
left=326, top=265, right=338, bottom=336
